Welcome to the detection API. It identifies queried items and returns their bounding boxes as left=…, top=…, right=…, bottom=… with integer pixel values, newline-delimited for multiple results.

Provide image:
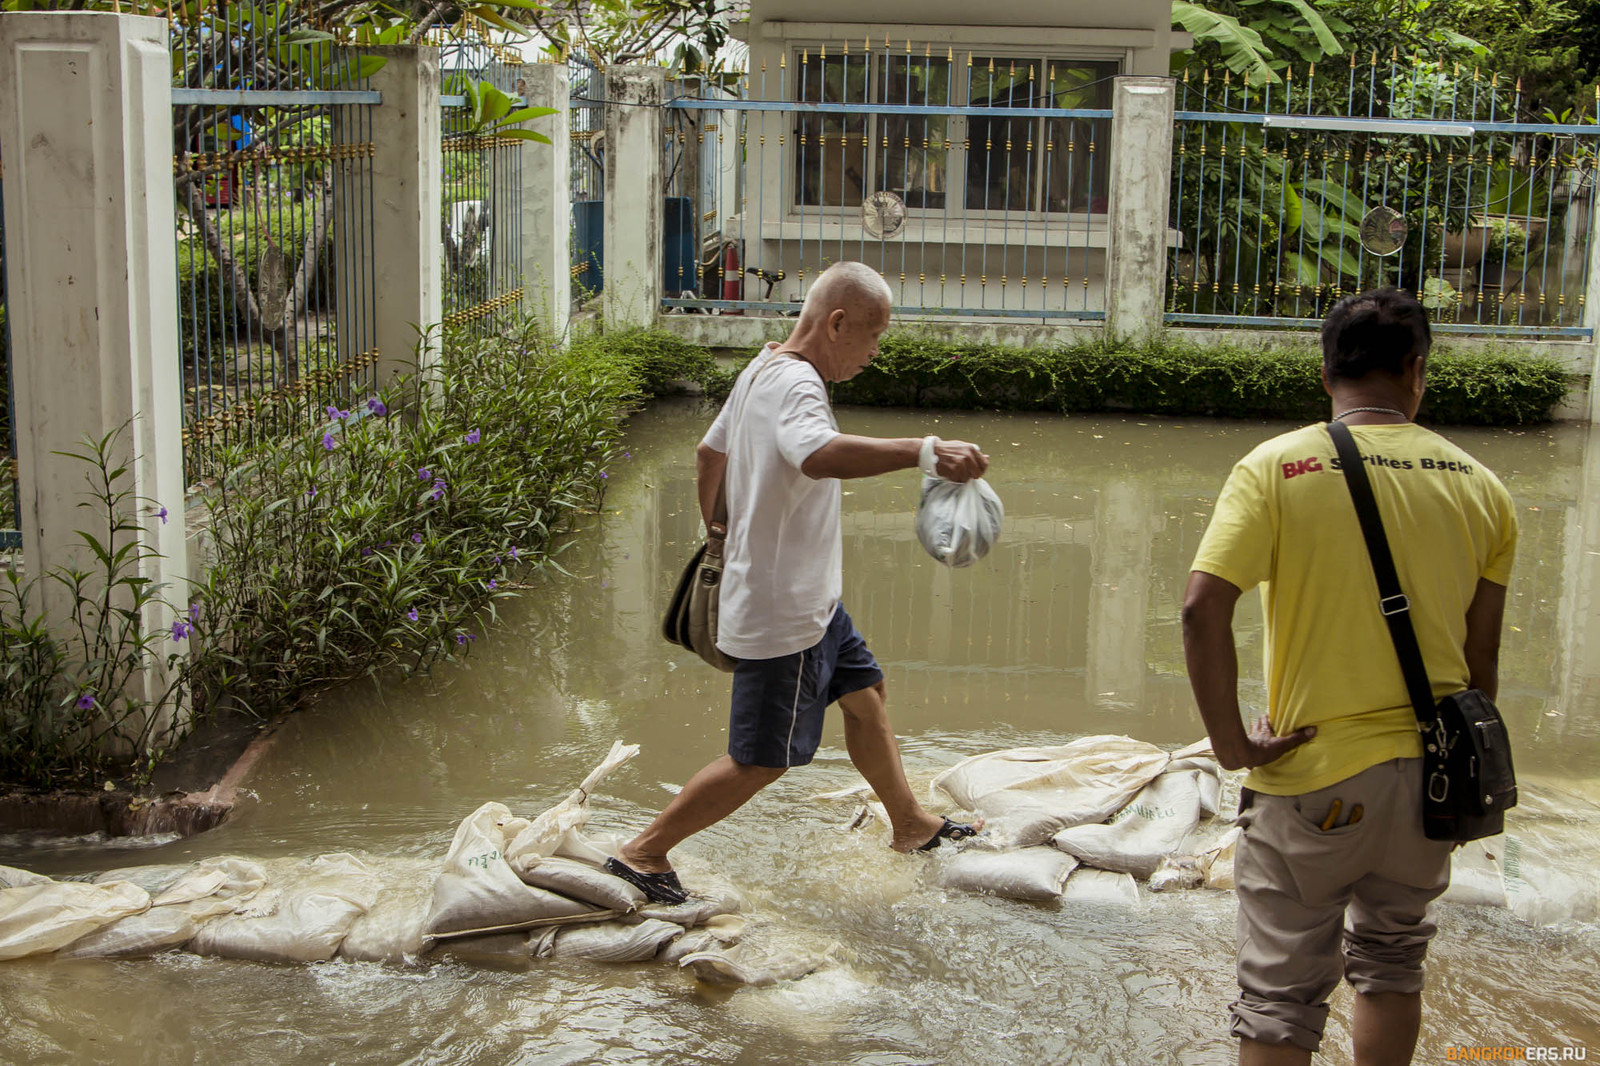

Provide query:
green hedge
left=612, top=328, right=1568, bottom=425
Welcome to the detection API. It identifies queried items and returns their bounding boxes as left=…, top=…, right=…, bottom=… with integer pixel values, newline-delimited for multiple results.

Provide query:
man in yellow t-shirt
left=1183, top=288, right=1517, bottom=1066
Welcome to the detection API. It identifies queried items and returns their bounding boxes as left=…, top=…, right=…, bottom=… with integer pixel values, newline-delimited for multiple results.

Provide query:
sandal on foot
left=604, top=856, right=689, bottom=905
left=915, top=816, right=981, bottom=852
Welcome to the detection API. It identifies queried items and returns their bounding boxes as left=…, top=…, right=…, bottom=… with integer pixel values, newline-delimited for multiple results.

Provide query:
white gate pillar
left=367, top=45, right=443, bottom=385
left=603, top=66, right=664, bottom=331
left=1105, top=76, right=1177, bottom=344
left=0, top=12, right=189, bottom=726
left=522, top=62, right=571, bottom=339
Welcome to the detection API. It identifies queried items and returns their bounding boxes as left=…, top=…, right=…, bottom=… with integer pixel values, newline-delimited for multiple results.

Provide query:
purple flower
left=76, top=694, right=96, bottom=711
left=488, top=579, right=497, bottom=590
left=367, top=398, right=388, bottom=417
left=323, top=433, right=337, bottom=451
left=157, top=506, right=169, bottom=525
left=624, top=451, right=632, bottom=459
left=510, top=547, right=518, bottom=561
left=407, top=608, right=419, bottom=622
left=411, top=532, right=423, bottom=544
left=188, top=603, right=201, bottom=625
left=361, top=547, right=373, bottom=557
left=327, top=405, right=342, bottom=420
left=433, top=478, right=446, bottom=489
left=306, top=487, right=318, bottom=500
left=418, top=467, right=431, bottom=481
left=456, top=633, right=468, bottom=645
left=171, top=619, right=192, bottom=642
left=599, top=471, right=608, bottom=480
left=465, top=429, right=481, bottom=444
left=494, top=555, right=502, bottom=565
left=431, top=488, right=444, bottom=501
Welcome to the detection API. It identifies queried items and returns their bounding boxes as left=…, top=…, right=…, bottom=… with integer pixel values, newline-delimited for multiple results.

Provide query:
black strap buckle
left=1379, top=594, right=1410, bottom=616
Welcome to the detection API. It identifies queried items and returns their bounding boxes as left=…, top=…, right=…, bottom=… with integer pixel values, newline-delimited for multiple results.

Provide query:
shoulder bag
left=662, top=474, right=737, bottom=673
left=1327, top=420, right=1517, bottom=842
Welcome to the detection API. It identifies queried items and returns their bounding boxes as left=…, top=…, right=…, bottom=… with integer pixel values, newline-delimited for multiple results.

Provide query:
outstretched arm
left=801, top=435, right=989, bottom=482
left=1182, top=570, right=1316, bottom=770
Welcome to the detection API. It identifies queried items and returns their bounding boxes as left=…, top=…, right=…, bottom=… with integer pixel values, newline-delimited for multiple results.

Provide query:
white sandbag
left=339, top=864, right=435, bottom=963
left=0, top=865, right=53, bottom=890
left=1500, top=831, right=1600, bottom=926
left=504, top=741, right=640, bottom=868
left=916, top=474, right=1004, bottom=568
left=1059, top=867, right=1141, bottom=907
left=189, top=853, right=380, bottom=963
left=65, top=858, right=268, bottom=959
left=679, top=941, right=827, bottom=987
left=1148, top=856, right=1205, bottom=893
left=91, top=865, right=191, bottom=896
left=1443, top=839, right=1508, bottom=908
left=422, top=802, right=611, bottom=945
left=513, top=856, right=643, bottom=913
left=637, top=893, right=742, bottom=928
left=0, top=879, right=150, bottom=960
left=438, top=932, right=536, bottom=970
left=657, top=915, right=746, bottom=965
left=1198, top=827, right=1241, bottom=890
left=549, top=919, right=683, bottom=963
left=1053, top=766, right=1219, bottom=879
left=931, top=736, right=1178, bottom=848
left=937, top=846, right=1079, bottom=901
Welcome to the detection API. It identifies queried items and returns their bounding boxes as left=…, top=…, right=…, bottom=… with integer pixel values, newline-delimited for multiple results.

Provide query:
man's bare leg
left=1351, top=991, right=1422, bottom=1066
left=617, top=756, right=785, bottom=873
left=836, top=680, right=981, bottom=851
left=1239, top=1038, right=1313, bottom=1066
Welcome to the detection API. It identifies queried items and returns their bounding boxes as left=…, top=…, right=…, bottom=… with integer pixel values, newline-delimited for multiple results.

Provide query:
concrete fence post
left=1584, top=193, right=1600, bottom=423
left=366, top=45, right=443, bottom=385
left=522, top=62, right=571, bottom=340
left=1105, top=76, right=1177, bottom=345
left=0, top=12, right=189, bottom=732
left=603, top=65, right=664, bottom=331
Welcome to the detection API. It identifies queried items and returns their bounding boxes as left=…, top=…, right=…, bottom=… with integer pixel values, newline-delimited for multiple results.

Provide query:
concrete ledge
left=655, top=312, right=1107, bottom=350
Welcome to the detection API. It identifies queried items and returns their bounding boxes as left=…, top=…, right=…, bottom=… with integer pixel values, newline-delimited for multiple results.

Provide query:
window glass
left=965, top=58, right=1041, bottom=212
left=1042, top=61, right=1117, bottom=213
left=793, top=52, right=869, bottom=207
left=878, top=55, right=952, bottom=210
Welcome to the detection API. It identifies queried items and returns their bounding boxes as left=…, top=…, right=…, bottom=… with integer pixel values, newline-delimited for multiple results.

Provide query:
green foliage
left=1172, top=0, right=1344, bottom=84
left=682, top=329, right=1568, bottom=425
left=187, top=317, right=642, bottom=719
left=0, top=429, right=191, bottom=788
left=569, top=328, right=723, bottom=397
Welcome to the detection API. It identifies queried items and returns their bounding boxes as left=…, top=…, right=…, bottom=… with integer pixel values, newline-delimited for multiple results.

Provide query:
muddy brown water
left=3, top=402, right=1598, bottom=1065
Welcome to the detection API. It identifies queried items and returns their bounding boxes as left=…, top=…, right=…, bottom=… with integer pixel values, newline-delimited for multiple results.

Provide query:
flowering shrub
left=186, top=315, right=642, bottom=720
left=0, top=430, right=190, bottom=786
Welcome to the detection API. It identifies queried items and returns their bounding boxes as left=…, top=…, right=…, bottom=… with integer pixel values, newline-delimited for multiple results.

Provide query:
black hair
left=1320, top=287, right=1432, bottom=381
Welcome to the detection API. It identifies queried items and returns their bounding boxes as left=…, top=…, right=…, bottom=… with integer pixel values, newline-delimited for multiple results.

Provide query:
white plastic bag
left=504, top=741, right=640, bottom=868
left=916, top=475, right=1004, bottom=568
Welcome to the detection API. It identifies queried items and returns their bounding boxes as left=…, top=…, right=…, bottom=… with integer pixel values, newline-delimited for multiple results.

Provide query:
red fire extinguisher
left=721, top=242, right=744, bottom=315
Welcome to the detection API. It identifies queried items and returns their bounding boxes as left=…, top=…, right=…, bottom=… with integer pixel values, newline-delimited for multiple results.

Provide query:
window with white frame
left=791, top=47, right=1118, bottom=216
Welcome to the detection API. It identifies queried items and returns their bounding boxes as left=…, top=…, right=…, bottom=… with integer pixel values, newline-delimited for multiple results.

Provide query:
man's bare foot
left=617, top=840, right=674, bottom=875
left=890, top=813, right=985, bottom=853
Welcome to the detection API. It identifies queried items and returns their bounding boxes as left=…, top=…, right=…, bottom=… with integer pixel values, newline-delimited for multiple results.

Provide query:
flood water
left=3, top=401, right=1599, bottom=1065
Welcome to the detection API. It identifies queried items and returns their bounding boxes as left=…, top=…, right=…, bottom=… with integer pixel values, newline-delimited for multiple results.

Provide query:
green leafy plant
left=0, top=429, right=191, bottom=788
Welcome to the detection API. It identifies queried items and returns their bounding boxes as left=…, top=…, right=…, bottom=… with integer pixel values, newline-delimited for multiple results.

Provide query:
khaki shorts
left=1231, top=757, right=1453, bottom=1052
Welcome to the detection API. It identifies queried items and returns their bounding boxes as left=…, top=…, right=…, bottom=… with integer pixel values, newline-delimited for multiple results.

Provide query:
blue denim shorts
left=726, top=604, right=884, bottom=769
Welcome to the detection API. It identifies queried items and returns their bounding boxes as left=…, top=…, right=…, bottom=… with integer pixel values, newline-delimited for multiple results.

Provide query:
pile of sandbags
left=0, top=740, right=827, bottom=985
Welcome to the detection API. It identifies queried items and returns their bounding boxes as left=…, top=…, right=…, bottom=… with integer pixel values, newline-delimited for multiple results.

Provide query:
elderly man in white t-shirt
left=605, top=262, right=990, bottom=904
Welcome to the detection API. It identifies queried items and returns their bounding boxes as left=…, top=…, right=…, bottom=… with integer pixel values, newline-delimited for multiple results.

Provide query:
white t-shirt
left=702, top=344, right=842, bottom=659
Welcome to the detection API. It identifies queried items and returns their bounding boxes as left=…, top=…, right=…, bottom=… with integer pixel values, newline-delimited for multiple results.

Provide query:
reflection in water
left=1, top=402, right=1596, bottom=1064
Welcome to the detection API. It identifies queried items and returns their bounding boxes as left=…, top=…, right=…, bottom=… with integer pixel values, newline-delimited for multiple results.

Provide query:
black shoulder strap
left=1326, top=421, right=1438, bottom=729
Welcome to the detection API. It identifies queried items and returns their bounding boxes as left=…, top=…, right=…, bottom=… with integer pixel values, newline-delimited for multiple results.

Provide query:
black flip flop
left=604, top=856, right=689, bottom=905
left=915, top=816, right=981, bottom=852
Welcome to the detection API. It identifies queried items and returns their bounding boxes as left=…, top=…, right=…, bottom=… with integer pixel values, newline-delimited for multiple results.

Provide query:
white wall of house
left=717, top=0, right=1186, bottom=315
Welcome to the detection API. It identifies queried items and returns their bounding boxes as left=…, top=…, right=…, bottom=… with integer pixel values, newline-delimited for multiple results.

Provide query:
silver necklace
left=1333, top=406, right=1407, bottom=421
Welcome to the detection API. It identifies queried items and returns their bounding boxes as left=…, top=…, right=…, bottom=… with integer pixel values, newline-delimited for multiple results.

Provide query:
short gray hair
left=799, top=261, right=892, bottom=323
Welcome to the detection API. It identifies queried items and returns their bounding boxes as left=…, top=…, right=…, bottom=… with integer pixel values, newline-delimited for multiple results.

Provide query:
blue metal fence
left=0, top=151, right=16, bottom=549
left=1168, top=59, right=1600, bottom=337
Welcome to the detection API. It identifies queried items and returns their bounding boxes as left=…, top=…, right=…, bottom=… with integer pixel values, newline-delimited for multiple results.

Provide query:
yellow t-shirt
left=1192, top=422, right=1518, bottom=796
